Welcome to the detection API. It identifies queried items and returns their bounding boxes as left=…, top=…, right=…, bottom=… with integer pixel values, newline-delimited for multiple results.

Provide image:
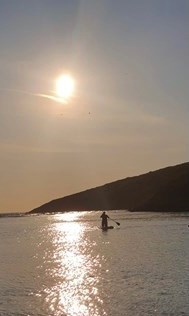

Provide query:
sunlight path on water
left=43, top=212, right=106, bottom=316
left=2, top=211, right=189, bottom=315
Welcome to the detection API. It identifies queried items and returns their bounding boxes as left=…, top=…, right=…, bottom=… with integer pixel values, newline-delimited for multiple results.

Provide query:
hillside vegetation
left=29, top=162, right=189, bottom=213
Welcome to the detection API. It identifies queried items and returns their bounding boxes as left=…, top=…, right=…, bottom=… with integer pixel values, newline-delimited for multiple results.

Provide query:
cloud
left=35, top=93, right=68, bottom=104
left=0, top=141, right=87, bottom=154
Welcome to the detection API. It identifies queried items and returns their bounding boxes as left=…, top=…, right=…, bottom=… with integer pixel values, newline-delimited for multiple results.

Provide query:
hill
left=29, top=162, right=189, bottom=214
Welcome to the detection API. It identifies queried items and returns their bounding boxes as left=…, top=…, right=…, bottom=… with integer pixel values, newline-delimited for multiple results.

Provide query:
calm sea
left=1, top=210, right=189, bottom=316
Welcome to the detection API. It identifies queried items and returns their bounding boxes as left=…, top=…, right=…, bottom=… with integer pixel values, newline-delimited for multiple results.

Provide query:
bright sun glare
left=55, top=74, right=75, bottom=100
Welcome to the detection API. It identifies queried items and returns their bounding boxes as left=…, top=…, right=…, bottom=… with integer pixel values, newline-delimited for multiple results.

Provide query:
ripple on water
left=1, top=211, right=189, bottom=315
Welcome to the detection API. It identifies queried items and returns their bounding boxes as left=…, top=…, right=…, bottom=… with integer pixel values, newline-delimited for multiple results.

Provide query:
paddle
left=109, top=218, right=120, bottom=226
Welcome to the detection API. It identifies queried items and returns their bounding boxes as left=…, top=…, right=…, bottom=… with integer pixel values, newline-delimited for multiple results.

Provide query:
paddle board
left=101, top=226, right=114, bottom=231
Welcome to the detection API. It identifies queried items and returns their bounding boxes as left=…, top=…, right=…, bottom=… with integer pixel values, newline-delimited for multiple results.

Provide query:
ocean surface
left=1, top=210, right=189, bottom=316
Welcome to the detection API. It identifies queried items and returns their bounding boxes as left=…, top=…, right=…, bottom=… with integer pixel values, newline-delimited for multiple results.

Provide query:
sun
left=55, top=74, right=75, bottom=100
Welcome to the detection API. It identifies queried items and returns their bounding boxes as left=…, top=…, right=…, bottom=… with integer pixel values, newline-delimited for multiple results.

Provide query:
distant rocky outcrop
left=29, top=162, right=189, bottom=214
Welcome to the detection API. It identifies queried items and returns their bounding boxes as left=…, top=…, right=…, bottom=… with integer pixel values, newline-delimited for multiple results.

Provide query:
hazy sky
left=0, top=0, right=189, bottom=212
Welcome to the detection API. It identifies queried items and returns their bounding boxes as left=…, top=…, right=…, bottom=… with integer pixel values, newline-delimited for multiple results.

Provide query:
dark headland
left=29, top=162, right=189, bottom=214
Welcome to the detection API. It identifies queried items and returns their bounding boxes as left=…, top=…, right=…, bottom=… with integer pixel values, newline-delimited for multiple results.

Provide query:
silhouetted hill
left=29, top=162, right=189, bottom=214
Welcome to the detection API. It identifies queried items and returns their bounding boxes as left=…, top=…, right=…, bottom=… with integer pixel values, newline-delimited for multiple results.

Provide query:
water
left=1, top=210, right=189, bottom=316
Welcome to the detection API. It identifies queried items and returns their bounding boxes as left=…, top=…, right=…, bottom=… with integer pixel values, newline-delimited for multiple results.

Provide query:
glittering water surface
left=1, top=211, right=189, bottom=316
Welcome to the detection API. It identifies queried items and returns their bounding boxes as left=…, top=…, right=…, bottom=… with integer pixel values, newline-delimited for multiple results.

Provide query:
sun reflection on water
left=43, top=212, right=106, bottom=316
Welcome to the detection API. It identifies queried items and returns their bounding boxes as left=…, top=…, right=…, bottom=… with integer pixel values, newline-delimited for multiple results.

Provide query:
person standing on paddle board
left=100, top=211, right=109, bottom=229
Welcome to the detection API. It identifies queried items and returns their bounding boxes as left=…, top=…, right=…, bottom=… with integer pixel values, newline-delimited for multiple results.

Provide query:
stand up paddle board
left=101, top=226, right=114, bottom=231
